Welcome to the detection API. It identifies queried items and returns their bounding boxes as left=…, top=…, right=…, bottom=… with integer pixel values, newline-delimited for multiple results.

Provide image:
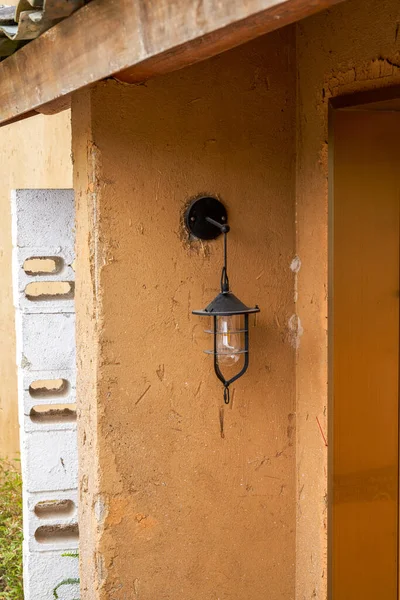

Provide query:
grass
left=53, top=577, right=80, bottom=600
left=0, top=459, right=23, bottom=600
left=0, top=459, right=79, bottom=599
left=53, top=552, right=80, bottom=599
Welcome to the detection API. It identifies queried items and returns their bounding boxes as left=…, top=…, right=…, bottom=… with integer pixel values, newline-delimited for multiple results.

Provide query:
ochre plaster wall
left=72, top=30, right=296, bottom=600
left=0, top=111, right=72, bottom=459
left=296, top=0, right=400, bottom=597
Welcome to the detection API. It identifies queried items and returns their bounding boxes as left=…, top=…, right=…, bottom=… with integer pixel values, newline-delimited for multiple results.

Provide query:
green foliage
left=61, top=552, right=79, bottom=559
left=0, top=459, right=23, bottom=600
left=0, top=459, right=80, bottom=600
left=53, top=577, right=80, bottom=599
left=53, top=552, right=80, bottom=599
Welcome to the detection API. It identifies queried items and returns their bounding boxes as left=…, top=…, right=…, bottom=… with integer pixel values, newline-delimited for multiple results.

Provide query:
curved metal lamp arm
left=205, top=217, right=230, bottom=293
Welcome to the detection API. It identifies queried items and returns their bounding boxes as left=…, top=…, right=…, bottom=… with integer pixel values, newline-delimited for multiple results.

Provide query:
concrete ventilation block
left=11, top=189, right=79, bottom=600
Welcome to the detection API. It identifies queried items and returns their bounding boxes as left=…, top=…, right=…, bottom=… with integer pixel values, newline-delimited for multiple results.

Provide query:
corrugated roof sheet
left=0, top=0, right=86, bottom=59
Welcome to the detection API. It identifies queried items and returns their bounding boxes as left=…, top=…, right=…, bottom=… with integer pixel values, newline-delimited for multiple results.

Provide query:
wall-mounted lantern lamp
left=186, top=196, right=260, bottom=405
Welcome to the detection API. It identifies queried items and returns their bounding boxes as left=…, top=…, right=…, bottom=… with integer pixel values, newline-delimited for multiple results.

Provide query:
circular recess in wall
left=185, top=196, right=228, bottom=240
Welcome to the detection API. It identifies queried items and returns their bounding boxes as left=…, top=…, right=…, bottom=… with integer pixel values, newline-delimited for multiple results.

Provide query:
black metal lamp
left=186, top=196, right=260, bottom=405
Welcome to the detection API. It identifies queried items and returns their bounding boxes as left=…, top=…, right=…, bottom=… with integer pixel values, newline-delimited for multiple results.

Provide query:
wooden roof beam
left=0, top=0, right=346, bottom=126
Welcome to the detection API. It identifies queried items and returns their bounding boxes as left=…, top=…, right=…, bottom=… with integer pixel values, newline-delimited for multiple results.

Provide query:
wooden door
left=332, top=110, right=400, bottom=599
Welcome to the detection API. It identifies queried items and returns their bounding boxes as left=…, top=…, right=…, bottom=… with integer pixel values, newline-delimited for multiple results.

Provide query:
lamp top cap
left=193, top=291, right=260, bottom=316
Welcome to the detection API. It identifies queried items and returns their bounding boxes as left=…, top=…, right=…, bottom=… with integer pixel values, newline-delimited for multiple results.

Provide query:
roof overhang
left=0, top=0, right=346, bottom=127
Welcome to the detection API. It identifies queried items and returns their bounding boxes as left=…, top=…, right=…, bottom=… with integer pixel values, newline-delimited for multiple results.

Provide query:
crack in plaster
left=323, top=56, right=400, bottom=100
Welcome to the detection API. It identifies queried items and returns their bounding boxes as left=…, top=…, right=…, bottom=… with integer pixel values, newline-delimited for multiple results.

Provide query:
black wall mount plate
left=185, top=196, right=228, bottom=240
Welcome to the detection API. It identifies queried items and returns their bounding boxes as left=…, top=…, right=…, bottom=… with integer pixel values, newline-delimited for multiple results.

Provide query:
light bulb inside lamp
left=216, top=315, right=244, bottom=367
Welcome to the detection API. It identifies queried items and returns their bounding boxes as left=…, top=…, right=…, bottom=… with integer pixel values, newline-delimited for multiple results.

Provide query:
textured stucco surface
left=0, top=111, right=72, bottom=459
left=69, top=0, right=400, bottom=596
left=72, top=30, right=296, bottom=600
left=296, top=0, right=400, bottom=597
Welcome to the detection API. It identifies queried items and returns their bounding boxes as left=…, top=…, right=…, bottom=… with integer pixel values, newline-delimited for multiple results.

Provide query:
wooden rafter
left=0, top=0, right=346, bottom=126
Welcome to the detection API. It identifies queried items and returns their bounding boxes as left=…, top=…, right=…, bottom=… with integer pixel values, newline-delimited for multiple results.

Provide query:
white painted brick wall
left=12, top=190, right=79, bottom=600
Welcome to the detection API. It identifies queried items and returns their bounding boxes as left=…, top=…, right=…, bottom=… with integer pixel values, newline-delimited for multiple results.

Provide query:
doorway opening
left=329, top=87, right=400, bottom=599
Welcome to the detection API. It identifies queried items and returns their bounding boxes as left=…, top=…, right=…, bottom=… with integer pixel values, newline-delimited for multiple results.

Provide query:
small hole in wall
left=29, top=379, right=70, bottom=398
left=35, top=524, right=79, bottom=544
left=30, top=404, right=77, bottom=424
left=34, top=499, right=75, bottom=519
left=23, top=256, right=64, bottom=275
left=25, top=281, right=74, bottom=301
